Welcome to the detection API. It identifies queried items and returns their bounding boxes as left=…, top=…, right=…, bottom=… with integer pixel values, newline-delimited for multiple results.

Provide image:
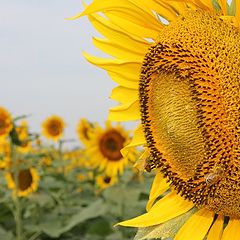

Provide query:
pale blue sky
left=0, top=0, right=118, bottom=145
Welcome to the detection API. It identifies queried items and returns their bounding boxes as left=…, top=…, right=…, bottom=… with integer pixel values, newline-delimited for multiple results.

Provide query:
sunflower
left=42, top=115, right=65, bottom=142
left=86, top=122, right=137, bottom=176
left=96, top=174, right=118, bottom=190
left=77, top=171, right=94, bottom=182
left=0, top=107, right=12, bottom=139
left=76, top=118, right=94, bottom=146
left=6, top=167, right=40, bottom=197
left=75, top=0, right=240, bottom=239
left=0, top=139, right=11, bottom=169
left=16, top=120, right=31, bottom=153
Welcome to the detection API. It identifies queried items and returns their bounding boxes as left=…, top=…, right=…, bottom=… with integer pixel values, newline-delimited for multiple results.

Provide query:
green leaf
left=134, top=208, right=197, bottom=240
left=0, top=226, right=14, bottom=240
left=103, top=186, right=141, bottom=205
left=228, top=0, right=236, bottom=16
left=211, top=0, right=221, bottom=10
left=40, top=199, right=107, bottom=238
left=86, top=217, right=112, bottom=236
left=40, top=176, right=64, bottom=189
left=62, top=199, right=107, bottom=233
left=40, top=218, right=63, bottom=238
left=28, top=192, right=54, bottom=207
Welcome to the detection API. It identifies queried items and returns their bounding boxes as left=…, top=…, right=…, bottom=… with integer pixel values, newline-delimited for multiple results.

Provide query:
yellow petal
left=83, top=52, right=141, bottom=80
left=105, top=12, right=159, bottom=39
left=79, top=0, right=163, bottom=34
left=121, top=124, right=146, bottom=156
left=108, top=72, right=138, bottom=91
left=217, top=0, right=227, bottom=14
left=221, top=219, right=240, bottom=240
left=110, top=86, right=138, bottom=104
left=172, top=0, right=213, bottom=11
left=236, top=0, right=240, bottom=26
left=108, top=72, right=138, bottom=89
left=174, top=208, right=214, bottom=240
left=92, top=37, right=146, bottom=61
left=88, top=13, right=150, bottom=46
left=129, top=124, right=145, bottom=146
left=144, top=0, right=179, bottom=21
left=207, top=215, right=224, bottom=240
left=195, top=0, right=214, bottom=10
left=109, top=100, right=140, bottom=121
left=71, top=0, right=162, bottom=38
left=117, top=192, right=194, bottom=227
left=146, top=171, right=169, bottom=211
left=157, top=0, right=188, bottom=16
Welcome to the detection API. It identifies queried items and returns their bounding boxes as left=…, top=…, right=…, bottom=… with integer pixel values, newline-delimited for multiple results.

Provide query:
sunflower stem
left=10, top=141, right=23, bottom=240
left=15, top=194, right=22, bottom=240
left=58, top=140, right=64, bottom=174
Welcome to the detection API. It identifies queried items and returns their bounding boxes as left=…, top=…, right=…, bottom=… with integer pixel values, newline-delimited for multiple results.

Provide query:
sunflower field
left=2, top=0, right=240, bottom=239
left=0, top=107, right=156, bottom=240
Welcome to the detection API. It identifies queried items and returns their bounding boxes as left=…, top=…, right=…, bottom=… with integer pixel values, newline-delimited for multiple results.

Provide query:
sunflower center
left=48, top=122, right=61, bottom=136
left=18, top=169, right=33, bottom=191
left=99, top=129, right=125, bottom=161
left=21, top=140, right=29, bottom=148
left=0, top=119, right=6, bottom=128
left=103, top=176, right=111, bottom=184
left=82, top=127, right=90, bottom=140
left=140, top=10, right=240, bottom=217
left=0, top=118, right=8, bottom=135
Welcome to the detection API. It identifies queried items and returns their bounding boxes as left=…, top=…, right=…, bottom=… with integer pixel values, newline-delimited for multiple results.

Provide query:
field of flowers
left=3, top=0, right=240, bottom=239
left=0, top=107, right=154, bottom=240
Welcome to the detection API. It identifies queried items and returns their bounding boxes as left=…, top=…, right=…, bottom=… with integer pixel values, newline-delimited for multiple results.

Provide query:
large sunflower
left=86, top=122, right=137, bottom=176
left=6, top=167, right=40, bottom=197
left=42, top=115, right=65, bottom=142
left=75, top=0, right=240, bottom=239
left=0, top=107, right=13, bottom=139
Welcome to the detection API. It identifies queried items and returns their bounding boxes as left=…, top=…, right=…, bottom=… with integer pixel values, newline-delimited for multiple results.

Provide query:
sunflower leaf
left=227, top=0, right=236, bottom=16
left=61, top=199, right=107, bottom=231
left=134, top=208, right=197, bottom=240
left=0, top=227, right=14, bottom=240
left=40, top=199, right=107, bottom=238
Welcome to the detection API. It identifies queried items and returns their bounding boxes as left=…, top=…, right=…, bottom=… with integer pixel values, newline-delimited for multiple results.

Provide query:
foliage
left=0, top=115, right=154, bottom=240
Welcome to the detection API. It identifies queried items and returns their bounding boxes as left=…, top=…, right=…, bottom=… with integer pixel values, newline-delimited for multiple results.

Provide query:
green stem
left=10, top=142, right=23, bottom=240
left=15, top=195, right=22, bottom=240
left=28, top=231, right=41, bottom=240
left=58, top=140, right=64, bottom=174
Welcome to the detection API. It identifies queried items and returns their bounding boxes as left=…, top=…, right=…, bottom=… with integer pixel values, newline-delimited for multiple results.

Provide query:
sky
left=0, top=0, right=119, bottom=146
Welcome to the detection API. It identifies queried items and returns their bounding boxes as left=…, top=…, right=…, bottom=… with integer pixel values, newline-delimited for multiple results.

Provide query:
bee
left=205, top=167, right=224, bottom=186
left=134, top=149, right=159, bottom=173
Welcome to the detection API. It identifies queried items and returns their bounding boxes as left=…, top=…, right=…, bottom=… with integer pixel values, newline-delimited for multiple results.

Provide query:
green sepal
left=134, top=208, right=197, bottom=240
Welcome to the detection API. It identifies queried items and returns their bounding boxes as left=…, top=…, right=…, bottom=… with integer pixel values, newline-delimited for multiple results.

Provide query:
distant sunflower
left=76, top=118, right=94, bottom=146
left=87, top=122, right=136, bottom=176
left=6, top=167, right=39, bottom=197
left=0, top=139, right=11, bottom=169
left=42, top=116, right=65, bottom=142
left=16, top=120, right=31, bottom=153
left=0, top=107, right=12, bottom=139
left=76, top=0, right=240, bottom=239
left=0, top=138, right=10, bottom=158
left=40, top=156, right=52, bottom=166
left=77, top=171, right=94, bottom=182
left=96, top=175, right=118, bottom=190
